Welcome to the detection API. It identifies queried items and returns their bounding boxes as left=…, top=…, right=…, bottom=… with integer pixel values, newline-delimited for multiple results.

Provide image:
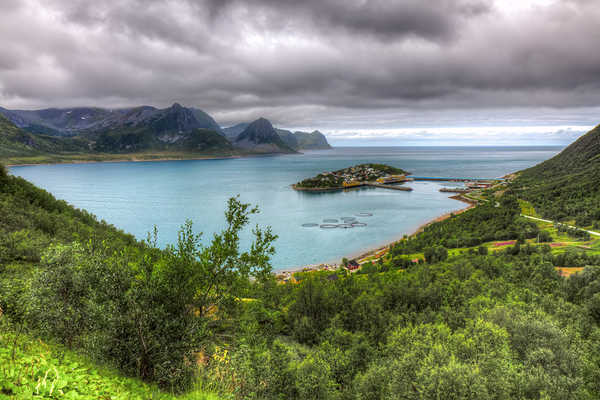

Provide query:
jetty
left=411, top=176, right=504, bottom=182
left=366, top=183, right=413, bottom=191
left=439, top=187, right=470, bottom=193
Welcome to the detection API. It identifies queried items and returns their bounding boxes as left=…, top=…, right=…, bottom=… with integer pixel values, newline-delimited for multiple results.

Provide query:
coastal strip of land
left=351, top=195, right=476, bottom=264
left=277, top=192, right=477, bottom=278
left=4, top=152, right=244, bottom=167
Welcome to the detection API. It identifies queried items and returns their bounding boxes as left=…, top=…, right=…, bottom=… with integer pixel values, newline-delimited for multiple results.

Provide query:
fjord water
left=11, top=146, right=561, bottom=270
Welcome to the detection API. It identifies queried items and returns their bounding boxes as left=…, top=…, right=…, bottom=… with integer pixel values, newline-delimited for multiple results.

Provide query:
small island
left=293, top=163, right=412, bottom=191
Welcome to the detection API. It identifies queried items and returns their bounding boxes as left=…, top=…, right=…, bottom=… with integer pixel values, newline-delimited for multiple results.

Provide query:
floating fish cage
left=302, top=214, right=372, bottom=228
left=319, top=224, right=339, bottom=229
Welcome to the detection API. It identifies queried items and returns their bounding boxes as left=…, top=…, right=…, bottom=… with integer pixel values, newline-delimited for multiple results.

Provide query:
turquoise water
left=10, top=146, right=561, bottom=270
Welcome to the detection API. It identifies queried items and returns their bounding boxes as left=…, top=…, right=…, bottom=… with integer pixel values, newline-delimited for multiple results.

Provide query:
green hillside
left=4, top=128, right=600, bottom=399
left=91, top=126, right=232, bottom=154
left=0, top=329, right=221, bottom=399
left=513, top=124, right=600, bottom=226
left=0, top=165, right=226, bottom=399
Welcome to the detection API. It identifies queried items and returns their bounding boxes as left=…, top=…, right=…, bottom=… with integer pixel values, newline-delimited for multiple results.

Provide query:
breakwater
left=366, top=183, right=413, bottom=191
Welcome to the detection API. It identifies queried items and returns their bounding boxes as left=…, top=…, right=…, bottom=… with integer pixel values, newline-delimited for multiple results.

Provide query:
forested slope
left=4, top=156, right=600, bottom=399
left=513, top=124, right=600, bottom=226
left=0, top=165, right=228, bottom=398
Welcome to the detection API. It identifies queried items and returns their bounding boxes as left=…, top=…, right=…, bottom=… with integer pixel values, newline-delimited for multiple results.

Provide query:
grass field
left=518, top=199, right=539, bottom=217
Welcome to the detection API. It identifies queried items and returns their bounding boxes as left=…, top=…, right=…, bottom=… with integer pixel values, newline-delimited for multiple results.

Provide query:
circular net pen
left=320, top=224, right=339, bottom=229
left=323, top=218, right=339, bottom=223
left=338, top=223, right=354, bottom=229
left=301, top=223, right=319, bottom=227
left=351, top=222, right=367, bottom=227
left=356, top=212, right=373, bottom=217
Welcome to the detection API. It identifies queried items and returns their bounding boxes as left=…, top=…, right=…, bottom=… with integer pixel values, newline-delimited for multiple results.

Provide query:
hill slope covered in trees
left=4, top=154, right=600, bottom=399
left=513, top=124, right=600, bottom=226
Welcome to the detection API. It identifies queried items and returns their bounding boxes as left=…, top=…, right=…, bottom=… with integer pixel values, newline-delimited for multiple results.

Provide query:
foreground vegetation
left=3, top=122, right=600, bottom=399
left=0, top=326, right=223, bottom=399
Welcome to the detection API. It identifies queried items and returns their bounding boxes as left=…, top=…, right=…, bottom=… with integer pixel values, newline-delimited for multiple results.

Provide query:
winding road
left=521, top=214, right=600, bottom=237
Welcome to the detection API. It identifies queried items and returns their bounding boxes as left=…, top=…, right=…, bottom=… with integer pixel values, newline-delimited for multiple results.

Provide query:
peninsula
left=293, top=163, right=411, bottom=191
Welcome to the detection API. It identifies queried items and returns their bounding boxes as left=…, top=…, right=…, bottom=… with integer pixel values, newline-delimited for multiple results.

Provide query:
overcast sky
left=1, top=0, right=599, bottom=145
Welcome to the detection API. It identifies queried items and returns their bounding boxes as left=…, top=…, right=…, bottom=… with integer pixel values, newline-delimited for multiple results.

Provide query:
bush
left=27, top=197, right=277, bottom=391
left=424, top=246, right=448, bottom=264
left=537, top=230, right=553, bottom=243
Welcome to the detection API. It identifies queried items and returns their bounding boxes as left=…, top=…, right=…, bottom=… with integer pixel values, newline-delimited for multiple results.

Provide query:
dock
left=439, top=188, right=470, bottom=193
left=411, top=176, right=504, bottom=182
left=366, top=183, right=413, bottom=191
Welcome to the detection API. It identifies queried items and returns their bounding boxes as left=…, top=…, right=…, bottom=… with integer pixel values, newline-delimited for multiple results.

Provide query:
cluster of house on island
left=342, top=173, right=409, bottom=188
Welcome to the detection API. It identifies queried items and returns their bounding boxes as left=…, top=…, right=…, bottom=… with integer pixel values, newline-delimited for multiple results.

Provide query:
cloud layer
left=0, top=0, right=599, bottom=141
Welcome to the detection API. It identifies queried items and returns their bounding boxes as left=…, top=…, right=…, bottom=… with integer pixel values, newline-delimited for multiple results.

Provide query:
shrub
left=27, top=197, right=277, bottom=391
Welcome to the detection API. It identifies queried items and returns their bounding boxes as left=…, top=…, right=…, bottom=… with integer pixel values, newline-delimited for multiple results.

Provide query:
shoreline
left=277, top=194, right=477, bottom=276
left=4, top=151, right=311, bottom=167
left=5, top=154, right=241, bottom=167
left=350, top=195, right=476, bottom=263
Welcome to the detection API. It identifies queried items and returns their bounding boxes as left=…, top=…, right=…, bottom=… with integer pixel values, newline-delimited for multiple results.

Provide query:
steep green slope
left=0, top=164, right=271, bottom=398
left=0, top=329, right=222, bottom=399
left=92, top=126, right=232, bottom=154
left=0, top=166, right=193, bottom=398
left=0, top=164, right=137, bottom=311
left=513, top=124, right=600, bottom=226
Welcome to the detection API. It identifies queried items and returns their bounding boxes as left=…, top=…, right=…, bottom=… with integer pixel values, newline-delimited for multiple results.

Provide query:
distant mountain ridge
left=293, top=130, right=332, bottom=150
left=226, top=124, right=332, bottom=151
left=0, top=103, right=333, bottom=163
left=223, top=123, right=250, bottom=140
left=235, top=118, right=296, bottom=154
left=0, top=103, right=223, bottom=136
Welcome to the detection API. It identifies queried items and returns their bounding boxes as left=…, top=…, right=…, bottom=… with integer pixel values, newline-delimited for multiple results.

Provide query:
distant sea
left=10, top=146, right=562, bottom=270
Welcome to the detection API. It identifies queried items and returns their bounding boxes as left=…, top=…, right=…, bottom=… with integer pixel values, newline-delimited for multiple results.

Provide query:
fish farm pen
left=302, top=213, right=373, bottom=229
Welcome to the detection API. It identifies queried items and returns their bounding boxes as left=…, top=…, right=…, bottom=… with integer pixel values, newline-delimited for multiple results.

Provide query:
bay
left=10, top=146, right=562, bottom=270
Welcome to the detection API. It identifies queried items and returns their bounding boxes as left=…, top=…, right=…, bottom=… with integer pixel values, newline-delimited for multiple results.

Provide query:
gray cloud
left=0, top=0, right=599, bottom=133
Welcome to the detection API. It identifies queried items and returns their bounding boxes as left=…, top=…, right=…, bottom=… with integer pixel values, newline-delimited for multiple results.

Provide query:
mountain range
left=0, top=103, right=332, bottom=163
left=224, top=123, right=331, bottom=151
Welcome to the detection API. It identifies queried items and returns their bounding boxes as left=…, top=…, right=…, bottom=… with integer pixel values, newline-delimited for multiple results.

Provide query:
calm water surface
left=10, top=146, right=562, bottom=270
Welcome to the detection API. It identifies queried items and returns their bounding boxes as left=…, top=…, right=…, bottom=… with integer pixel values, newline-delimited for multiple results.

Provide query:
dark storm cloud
left=1, top=0, right=600, bottom=131
left=206, top=0, right=492, bottom=41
